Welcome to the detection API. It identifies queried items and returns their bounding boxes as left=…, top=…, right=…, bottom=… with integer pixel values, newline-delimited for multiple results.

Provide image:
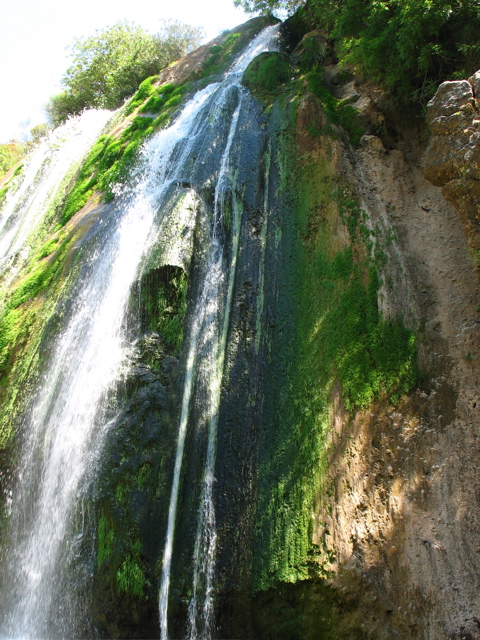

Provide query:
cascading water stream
left=187, top=94, right=243, bottom=640
left=0, top=22, right=278, bottom=640
left=0, top=68, right=243, bottom=639
left=159, top=24, right=279, bottom=640
left=0, top=111, right=111, bottom=277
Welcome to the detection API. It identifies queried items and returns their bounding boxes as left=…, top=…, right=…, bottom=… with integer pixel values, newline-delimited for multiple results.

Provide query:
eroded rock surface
left=422, top=73, right=480, bottom=262
left=315, top=129, right=480, bottom=638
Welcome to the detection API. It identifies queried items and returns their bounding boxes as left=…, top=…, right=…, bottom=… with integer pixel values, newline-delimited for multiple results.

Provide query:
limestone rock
left=426, top=80, right=473, bottom=121
left=468, top=70, right=480, bottom=99
left=422, top=73, right=480, bottom=263
left=359, top=134, right=385, bottom=153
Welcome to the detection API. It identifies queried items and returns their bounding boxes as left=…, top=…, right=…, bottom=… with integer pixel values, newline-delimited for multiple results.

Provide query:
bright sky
left=0, top=0, right=251, bottom=143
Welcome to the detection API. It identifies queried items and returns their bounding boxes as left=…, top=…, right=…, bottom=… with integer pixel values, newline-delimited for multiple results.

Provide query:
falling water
left=159, top=24, right=279, bottom=640
left=0, top=23, right=278, bottom=640
left=0, top=111, right=111, bottom=277
left=0, top=76, right=231, bottom=636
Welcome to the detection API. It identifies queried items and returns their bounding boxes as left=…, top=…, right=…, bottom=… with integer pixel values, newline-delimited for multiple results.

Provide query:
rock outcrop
left=422, top=72, right=480, bottom=266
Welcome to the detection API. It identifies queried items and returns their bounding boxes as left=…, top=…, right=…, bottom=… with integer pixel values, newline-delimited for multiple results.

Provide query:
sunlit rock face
left=422, top=72, right=480, bottom=264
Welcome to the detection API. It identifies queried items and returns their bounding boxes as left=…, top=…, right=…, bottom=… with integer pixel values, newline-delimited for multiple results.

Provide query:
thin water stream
left=160, top=25, right=279, bottom=640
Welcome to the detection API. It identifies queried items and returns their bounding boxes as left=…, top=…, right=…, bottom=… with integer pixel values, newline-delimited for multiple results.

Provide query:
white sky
left=0, top=0, right=252, bottom=143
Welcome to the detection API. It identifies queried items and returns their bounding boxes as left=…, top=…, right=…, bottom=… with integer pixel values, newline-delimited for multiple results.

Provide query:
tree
left=234, top=0, right=300, bottom=13
left=45, top=20, right=203, bottom=126
left=29, top=123, right=49, bottom=142
left=334, top=0, right=480, bottom=100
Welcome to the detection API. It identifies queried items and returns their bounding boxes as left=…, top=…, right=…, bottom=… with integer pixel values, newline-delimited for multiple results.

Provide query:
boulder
left=426, top=80, right=473, bottom=122
left=422, top=73, right=480, bottom=268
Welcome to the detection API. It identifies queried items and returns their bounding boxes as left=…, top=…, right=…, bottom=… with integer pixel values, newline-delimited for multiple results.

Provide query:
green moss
left=95, top=436, right=161, bottom=602
left=201, top=33, right=243, bottom=77
left=0, top=164, right=24, bottom=208
left=97, top=509, right=147, bottom=598
left=139, top=266, right=188, bottom=352
left=116, top=541, right=146, bottom=598
left=200, top=19, right=276, bottom=80
left=305, top=71, right=364, bottom=146
left=0, top=228, right=75, bottom=392
left=158, top=270, right=188, bottom=350
left=97, top=512, right=115, bottom=568
left=35, top=234, right=63, bottom=259
left=310, top=251, right=418, bottom=411
left=0, top=184, right=10, bottom=208
left=9, top=235, right=72, bottom=309
left=138, top=82, right=176, bottom=113
left=253, top=97, right=419, bottom=594
left=124, top=75, right=158, bottom=115
left=60, top=84, right=189, bottom=222
left=242, top=52, right=291, bottom=100
left=60, top=135, right=113, bottom=224
left=0, top=170, right=98, bottom=450
left=137, top=462, right=152, bottom=489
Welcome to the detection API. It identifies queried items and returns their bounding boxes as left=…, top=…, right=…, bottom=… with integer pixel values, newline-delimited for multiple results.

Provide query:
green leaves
left=234, top=0, right=301, bottom=14
left=335, top=0, right=480, bottom=101
left=245, top=0, right=480, bottom=104
left=45, top=20, right=203, bottom=125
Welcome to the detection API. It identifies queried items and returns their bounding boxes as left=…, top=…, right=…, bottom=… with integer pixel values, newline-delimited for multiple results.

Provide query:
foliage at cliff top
left=235, top=0, right=480, bottom=103
left=45, top=20, right=204, bottom=127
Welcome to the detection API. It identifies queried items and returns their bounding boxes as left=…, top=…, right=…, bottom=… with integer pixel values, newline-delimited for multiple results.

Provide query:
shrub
left=242, top=52, right=291, bottom=97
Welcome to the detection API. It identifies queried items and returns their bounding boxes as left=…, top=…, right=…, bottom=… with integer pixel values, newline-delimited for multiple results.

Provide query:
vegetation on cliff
left=252, top=95, right=419, bottom=599
left=236, top=0, right=480, bottom=103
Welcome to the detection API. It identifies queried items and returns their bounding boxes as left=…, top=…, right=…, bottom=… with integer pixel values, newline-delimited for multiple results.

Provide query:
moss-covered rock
left=242, top=52, right=291, bottom=100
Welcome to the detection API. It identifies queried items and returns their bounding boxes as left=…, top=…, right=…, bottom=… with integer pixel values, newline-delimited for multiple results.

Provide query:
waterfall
left=0, top=23, right=279, bottom=640
left=0, top=111, right=112, bottom=278
left=0, top=78, right=227, bottom=636
left=159, top=24, right=279, bottom=640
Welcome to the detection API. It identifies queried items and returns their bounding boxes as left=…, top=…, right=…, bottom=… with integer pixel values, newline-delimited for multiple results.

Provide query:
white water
left=0, top=71, right=242, bottom=639
left=0, top=23, right=279, bottom=640
left=159, top=24, right=280, bottom=640
left=0, top=111, right=111, bottom=277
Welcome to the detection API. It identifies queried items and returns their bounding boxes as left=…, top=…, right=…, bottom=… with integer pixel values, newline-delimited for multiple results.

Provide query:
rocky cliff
left=241, top=45, right=480, bottom=637
left=422, top=72, right=480, bottom=270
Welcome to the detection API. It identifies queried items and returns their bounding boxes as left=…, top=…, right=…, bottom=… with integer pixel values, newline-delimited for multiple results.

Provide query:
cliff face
left=0, top=17, right=479, bottom=640
left=305, top=103, right=480, bottom=640
left=242, top=58, right=480, bottom=638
